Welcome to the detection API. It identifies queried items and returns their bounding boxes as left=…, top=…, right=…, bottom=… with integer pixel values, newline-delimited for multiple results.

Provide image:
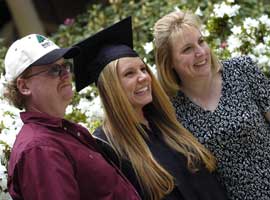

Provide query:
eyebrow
left=180, top=35, right=204, bottom=50
left=120, top=63, right=145, bottom=73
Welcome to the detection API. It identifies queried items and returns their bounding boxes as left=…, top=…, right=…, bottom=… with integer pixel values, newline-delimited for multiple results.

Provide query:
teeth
left=136, top=87, right=148, bottom=93
left=195, top=60, right=206, bottom=65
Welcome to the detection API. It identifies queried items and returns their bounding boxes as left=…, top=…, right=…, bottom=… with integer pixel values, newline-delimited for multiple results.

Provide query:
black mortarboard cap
left=73, top=16, right=138, bottom=92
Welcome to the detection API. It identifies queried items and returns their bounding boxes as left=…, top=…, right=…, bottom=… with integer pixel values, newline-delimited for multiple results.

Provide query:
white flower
left=213, top=3, right=226, bottom=18
left=213, top=2, right=240, bottom=18
left=143, top=42, right=153, bottom=54
left=248, top=54, right=257, bottom=63
left=0, top=129, right=18, bottom=147
left=0, top=145, right=5, bottom=162
left=227, top=0, right=235, bottom=2
left=259, top=15, right=269, bottom=24
left=65, top=105, right=73, bottom=115
left=78, top=85, right=93, bottom=95
left=0, top=74, right=7, bottom=97
left=86, top=96, right=103, bottom=120
left=231, top=51, right=241, bottom=57
left=1, top=114, right=16, bottom=128
left=174, top=6, right=180, bottom=12
left=77, top=96, right=103, bottom=121
left=201, top=25, right=210, bottom=37
left=263, top=35, right=270, bottom=44
left=253, top=43, right=267, bottom=54
left=227, top=35, right=242, bottom=52
left=149, top=64, right=157, bottom=77
left=231, top=26, right=242, bottom=35
left=0, top=163, right=6, bottom=178
left=77, top=97, right=91, bottom=113
left=195, top=7, right=203, bottom=16
left=259, top=15, right=270, bottom=28
left=246, top=36, right=257, bottom=45
left=229, top=5, right=241, bottom=17
left=243, top=18, right=259, bottom=33
left=257, top=55, right=269, bottom=66
left=0, top=163, right=11, bottom=200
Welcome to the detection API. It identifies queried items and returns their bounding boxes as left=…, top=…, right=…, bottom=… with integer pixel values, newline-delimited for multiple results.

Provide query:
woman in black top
left=73, top=17, right=228, bottom=200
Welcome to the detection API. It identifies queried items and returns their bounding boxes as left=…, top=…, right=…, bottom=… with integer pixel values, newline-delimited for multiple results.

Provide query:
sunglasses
left=23, top=62, right=73, bottom=79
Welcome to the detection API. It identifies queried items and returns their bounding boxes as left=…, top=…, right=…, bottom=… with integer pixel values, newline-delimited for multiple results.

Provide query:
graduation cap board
left=73, top=16, right=138, bottom=92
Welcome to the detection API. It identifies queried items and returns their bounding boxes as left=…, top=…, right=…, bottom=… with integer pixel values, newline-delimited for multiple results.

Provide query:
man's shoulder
left=11, top=123, right=65, bottom=157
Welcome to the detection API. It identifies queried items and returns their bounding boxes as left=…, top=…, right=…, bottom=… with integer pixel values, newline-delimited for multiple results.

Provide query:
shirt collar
left=20, top=111, right=64, bottom=128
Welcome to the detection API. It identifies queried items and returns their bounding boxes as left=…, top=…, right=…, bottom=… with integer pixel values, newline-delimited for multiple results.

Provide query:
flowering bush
left=0, top=0, right=270, bottom=198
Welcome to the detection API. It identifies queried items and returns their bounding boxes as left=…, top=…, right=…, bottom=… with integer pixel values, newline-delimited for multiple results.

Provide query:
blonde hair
left=97, top=58, right=216, bottom=200
left=153, top=10, right=221, bottom=97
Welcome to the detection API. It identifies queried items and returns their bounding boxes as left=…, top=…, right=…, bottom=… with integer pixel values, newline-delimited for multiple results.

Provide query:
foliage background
left=0, top=0, right=270, bottom=199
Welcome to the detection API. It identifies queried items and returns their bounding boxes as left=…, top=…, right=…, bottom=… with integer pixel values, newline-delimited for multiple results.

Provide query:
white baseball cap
left=4, top=34, right=79, bottom=82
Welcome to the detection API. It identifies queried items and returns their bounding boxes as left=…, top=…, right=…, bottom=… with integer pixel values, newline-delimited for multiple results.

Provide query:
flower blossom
left=213, top=2, right=240, bottom=18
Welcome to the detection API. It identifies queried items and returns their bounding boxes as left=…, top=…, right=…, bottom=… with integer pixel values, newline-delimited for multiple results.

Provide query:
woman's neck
left=181, top=70, right=216, bottom=96
left=136, top=107, right=149, bottom=128
left=181, top=72, right=222, bottom=111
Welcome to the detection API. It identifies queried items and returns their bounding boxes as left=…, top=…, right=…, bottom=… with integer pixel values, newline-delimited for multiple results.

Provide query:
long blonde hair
left=153, top=10, right=221, bottom=97
left=97, top=58, right=216, bottom=200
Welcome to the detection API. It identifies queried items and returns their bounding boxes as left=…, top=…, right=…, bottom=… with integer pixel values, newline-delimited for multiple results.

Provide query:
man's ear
left=17, top=78, right=31, bottom=96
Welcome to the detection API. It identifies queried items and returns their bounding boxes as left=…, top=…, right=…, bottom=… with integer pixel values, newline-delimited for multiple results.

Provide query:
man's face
left=18, top=58, right=74, bottom=117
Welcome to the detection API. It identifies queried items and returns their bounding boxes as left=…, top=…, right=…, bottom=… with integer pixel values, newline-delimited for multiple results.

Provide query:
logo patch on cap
left=36, top=35, right=46, bottom=43
left=36, top=34, right=52, bottom=48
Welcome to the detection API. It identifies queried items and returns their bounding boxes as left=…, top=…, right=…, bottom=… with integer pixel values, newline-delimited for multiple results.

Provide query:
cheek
left=173, top=60, right=185, bottom=73
left=122, top=84, right=133, bottom=96
left=172, top=52, right=186, bottom=66
left=204, top=45, right=211, bottom=55
left=61, top=85, right=74, bottom=99
left=120, top=78, right=133, bottom=92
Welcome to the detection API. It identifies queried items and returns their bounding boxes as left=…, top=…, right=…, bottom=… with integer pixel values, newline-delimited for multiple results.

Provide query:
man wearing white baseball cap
left=4, top=34, right=141, bottom=200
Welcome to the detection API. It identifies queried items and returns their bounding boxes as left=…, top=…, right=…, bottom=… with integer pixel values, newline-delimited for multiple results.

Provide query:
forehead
left=117, top=57, right=144, bottom=70
left=171, top=25, right=201, bottom=45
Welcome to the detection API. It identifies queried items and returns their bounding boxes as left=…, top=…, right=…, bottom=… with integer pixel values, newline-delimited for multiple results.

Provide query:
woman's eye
left=183, top=46, right=192, bottom=53
left=141, top=67, right=147, bottom=72
left=199, top=38, right=205, bottom=44
left=124, top=71, right=133, bottom=76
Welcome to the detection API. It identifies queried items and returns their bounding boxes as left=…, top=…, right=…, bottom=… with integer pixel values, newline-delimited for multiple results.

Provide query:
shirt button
left=77, top=132, right=81, bottom=137
left=89, top=154, right=93, bottom=159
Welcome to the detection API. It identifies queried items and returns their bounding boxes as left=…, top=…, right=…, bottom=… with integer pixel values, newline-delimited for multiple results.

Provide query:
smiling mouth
left=194, top=59, right=207, bottom=66
left=135, top=86, right=149, bottom=94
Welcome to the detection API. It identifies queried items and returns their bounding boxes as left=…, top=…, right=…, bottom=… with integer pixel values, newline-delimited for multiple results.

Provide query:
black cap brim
left=32, top=46, right=80, bottom=66
left=73, top=16, right=136, bottom=92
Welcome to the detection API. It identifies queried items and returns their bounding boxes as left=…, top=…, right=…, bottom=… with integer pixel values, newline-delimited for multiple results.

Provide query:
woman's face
left=170, top=26, right=212, bottom=81
left=117, top=57, right=152, bottom=112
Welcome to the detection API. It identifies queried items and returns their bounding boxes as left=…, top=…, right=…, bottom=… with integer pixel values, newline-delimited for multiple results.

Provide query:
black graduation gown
left=93, top=124, right=228, bottom=200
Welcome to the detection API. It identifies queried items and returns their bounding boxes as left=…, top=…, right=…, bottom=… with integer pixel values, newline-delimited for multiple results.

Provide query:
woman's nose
left=195, top=45, right=204, bottom=57
left=138, top=72, right=148, bottom=82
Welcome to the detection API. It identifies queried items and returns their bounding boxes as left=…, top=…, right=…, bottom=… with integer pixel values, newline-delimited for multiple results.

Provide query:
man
left=4, top=34, right=140, bottom=200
